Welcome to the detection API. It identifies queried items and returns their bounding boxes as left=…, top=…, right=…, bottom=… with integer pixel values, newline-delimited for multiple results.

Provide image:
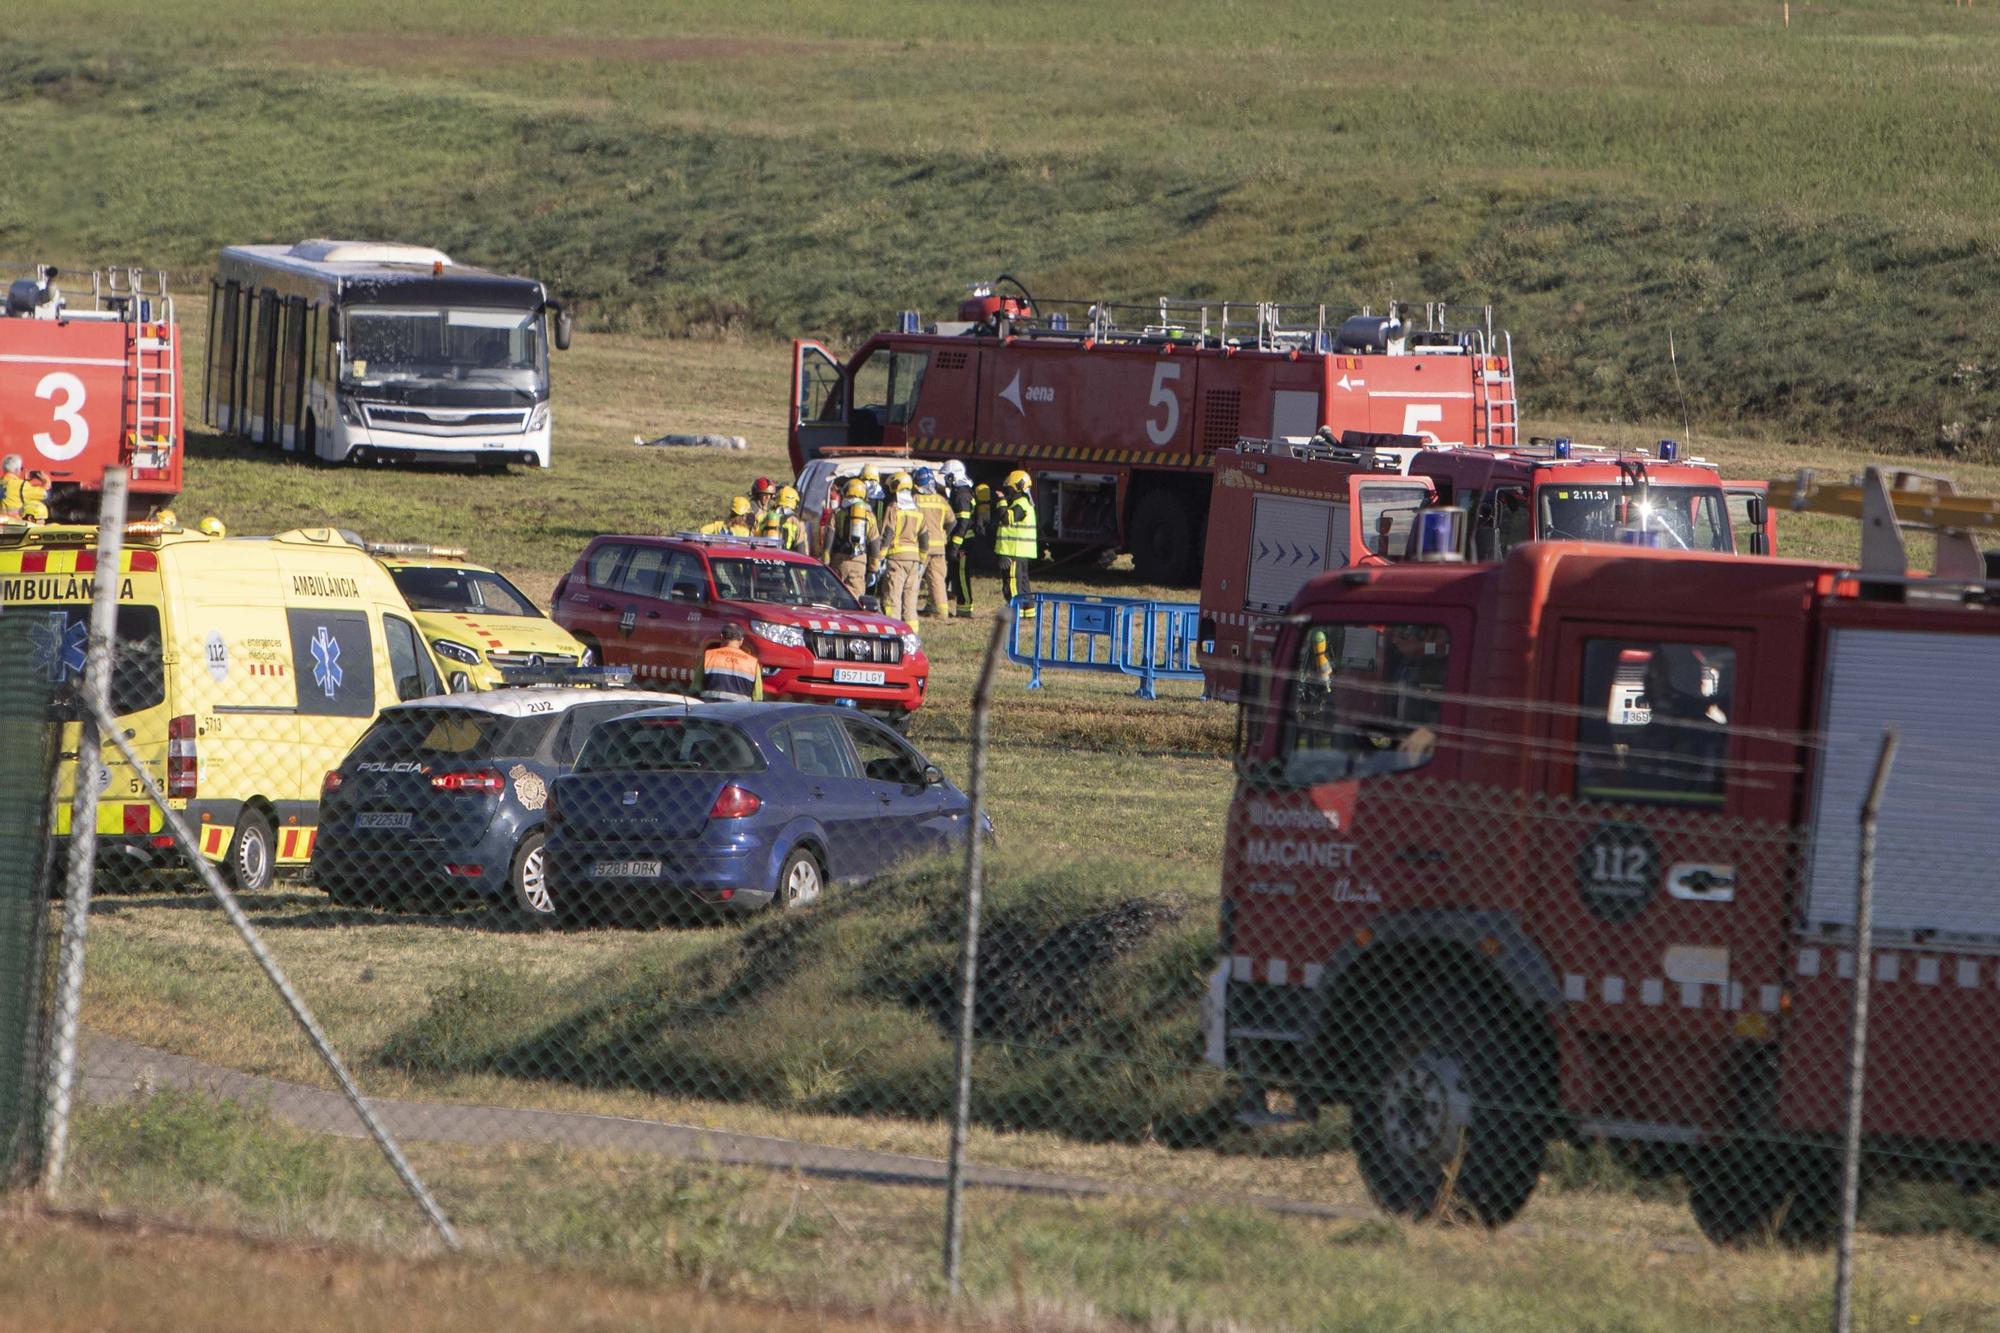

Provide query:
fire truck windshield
left=1536, top=484, right=1731, bottom=551
left=1278, top=621, right=1451, bottom=783
left=343, top=307, right=549, bottom=393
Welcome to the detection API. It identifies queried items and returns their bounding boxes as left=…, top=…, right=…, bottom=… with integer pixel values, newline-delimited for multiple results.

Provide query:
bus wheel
left=226, top=809, right=276, bottom=893
left=1129, top=489, right=1195, bottom=586
left=1686, top=1143, right=1842, bottom=1248
left=1352, top=984, right=1551, bottom=1226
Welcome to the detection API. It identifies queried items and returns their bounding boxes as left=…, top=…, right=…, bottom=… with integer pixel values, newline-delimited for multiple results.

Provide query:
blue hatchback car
left=544, top=703, right=979, bottom=922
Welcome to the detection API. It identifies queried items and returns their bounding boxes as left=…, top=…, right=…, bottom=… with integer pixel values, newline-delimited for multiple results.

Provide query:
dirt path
left=81, top=1032, right=1373, bottom=1222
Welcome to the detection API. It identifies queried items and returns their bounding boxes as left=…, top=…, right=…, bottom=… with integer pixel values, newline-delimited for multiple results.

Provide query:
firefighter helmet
left=0, top=454, right=19, bottom=475
left=198, top=516, right=226, bottom=538
left=1005, top=469, right=1032, bottom=492
left=942, top=459, right=969, bottom=485
left=778, top=484, right=800, bottom=509
left=861, top=464, right=881, bottom=482
left=729, top=495, right=752, bottom=517
left=752, top=476, right=774, bottom=498
left=889, top=471, right=912, bottom=493
left=154, top=507, right=179, bottom=530
left=914, top=466, right=936, bottom=490
left=844, top=478, right=869, bottom=500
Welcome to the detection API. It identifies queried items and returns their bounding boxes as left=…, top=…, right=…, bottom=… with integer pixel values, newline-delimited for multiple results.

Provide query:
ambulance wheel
left=1130, top=489, right=1196, bottom=586
left=509, top=832, right=553, bottom=922
left=1686, top=1142, right=1843, bottom=1248
left=226, top=810, right=276, bottom=893
left=1351, top=984, right=1552, bottom=1226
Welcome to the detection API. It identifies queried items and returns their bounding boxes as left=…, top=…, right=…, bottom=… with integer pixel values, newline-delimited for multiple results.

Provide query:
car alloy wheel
left=777, top=848, right=822, bottom=910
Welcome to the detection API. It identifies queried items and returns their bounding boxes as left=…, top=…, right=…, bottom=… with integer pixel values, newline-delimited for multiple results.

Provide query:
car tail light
left=167, top=714, right=197, bottom=799
left=708, top=784, right=762, bottom=820
left=431, top=769, right=505, bottom=794
left=322, top=769, right=344, bottom=796
left=444, top=864, right=485, bottom=878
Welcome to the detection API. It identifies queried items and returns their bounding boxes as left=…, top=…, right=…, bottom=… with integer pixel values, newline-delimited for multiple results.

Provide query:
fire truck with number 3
left=1211, top=468, right=2000, bottom=1244
left=788, top=276, right=1518, bottom=584
left=0, top=266, right=183, bottom=516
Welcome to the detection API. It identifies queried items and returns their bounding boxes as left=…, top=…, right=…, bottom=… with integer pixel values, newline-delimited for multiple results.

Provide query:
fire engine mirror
left=554, top=307, right=574, bottom=351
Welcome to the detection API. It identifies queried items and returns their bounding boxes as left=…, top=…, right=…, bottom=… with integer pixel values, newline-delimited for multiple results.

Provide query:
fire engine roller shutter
left=1803, top=628, right=2000, bottom=937
left=1246, top=495, right=1345, bottom=613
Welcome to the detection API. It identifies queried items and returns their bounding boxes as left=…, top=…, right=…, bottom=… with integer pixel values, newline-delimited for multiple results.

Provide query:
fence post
left=943, top=614, right=1006, bottom=1301
left=40, top=467, right=127, bottom=1199
left=1832, top=726, right=1898, bottom=1333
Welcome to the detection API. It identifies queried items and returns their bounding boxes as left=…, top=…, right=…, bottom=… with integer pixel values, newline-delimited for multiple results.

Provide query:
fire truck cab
left=1213, top=479, right=2000, bottom=1243
left=790, top=280, right=1516, bottom=584
left=0, top=266, right=183, bottom=516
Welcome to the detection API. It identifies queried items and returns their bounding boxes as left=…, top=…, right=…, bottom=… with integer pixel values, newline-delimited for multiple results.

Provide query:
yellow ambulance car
left=4, top=522, right=447, bottom=890
left=367, top=544, right=588, bottom=691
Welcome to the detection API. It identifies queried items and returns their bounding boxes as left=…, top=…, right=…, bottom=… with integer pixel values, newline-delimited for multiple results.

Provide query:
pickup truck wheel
left=509, top=832, right=553, bottom=923
left=226, top=809, right=276, bottom=893
left=1686, top=1142, right=1843, bottom=1248
left=1352, top=985, right=1551, bottom=1225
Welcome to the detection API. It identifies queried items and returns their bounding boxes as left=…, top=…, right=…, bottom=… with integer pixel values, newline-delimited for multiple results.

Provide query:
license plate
left=354, top=812, right=412, bottom=830
left=833, top=668, right=887, bottom=685
left=592, top=859, right=661, bottom=878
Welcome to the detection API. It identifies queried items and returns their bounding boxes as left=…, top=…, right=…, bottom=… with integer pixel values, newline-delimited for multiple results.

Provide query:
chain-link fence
left=0, top=614, right=57, bottom=1186
left=19, top=513, right=2000, bottom=1328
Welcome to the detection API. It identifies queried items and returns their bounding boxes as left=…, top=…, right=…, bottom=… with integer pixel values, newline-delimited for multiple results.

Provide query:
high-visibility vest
left=700, top=516, right=755, bottom=537
left=0, top=472, right=22, bottom=518
left=760, top=510, right=806, bottom=553
left=886, top=502, right=925, bottom=558
left=994, top=491, right=1037, bottom=561
left=698, top=643, right=763, bottom=701
left=916, top=491, right=951, bottom=552
left=834, top=498, right=877, bottom=558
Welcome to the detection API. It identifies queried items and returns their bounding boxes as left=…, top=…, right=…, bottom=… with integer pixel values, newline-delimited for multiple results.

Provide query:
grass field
left=10, top=1, right=2000, bottom=449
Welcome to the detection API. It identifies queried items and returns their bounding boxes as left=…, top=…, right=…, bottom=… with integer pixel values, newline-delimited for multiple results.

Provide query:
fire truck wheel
left=1130, top=490, right=1198, bottom=586
left=1685, top=1142, right=1843, bottom=1248
left=1351, top=987, right=1551, bottom=1226
left=226, top=809, right=276, bottom=893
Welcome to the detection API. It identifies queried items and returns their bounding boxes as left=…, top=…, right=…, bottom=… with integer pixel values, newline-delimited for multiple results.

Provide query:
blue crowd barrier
left=1005, top=593, right=1205, bottom=698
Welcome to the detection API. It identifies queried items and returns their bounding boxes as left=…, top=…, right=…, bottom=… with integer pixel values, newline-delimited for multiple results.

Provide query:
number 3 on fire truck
left=1145, top=362, right=1183, bottom=446
left=35, top=371, right=89, bottom=461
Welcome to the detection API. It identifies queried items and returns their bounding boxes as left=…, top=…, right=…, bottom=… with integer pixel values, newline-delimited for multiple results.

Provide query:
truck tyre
left=1129, top=489, right=1198, bottom=586
left=1686, top=1142, right=1842, bottom=1248
left=1351, top=984, right=1552, bottom=1226
left=509, top=832, right=553, bottom=923
left=226, top=809, right=276, bottom=893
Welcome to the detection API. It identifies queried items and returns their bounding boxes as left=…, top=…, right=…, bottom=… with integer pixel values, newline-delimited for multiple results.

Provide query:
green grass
left=11, top=1, right=2000, bottom=447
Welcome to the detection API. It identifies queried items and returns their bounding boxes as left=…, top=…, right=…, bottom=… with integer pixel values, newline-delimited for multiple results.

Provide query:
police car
left=369, top=543, right=590, bottom=691
left=310, top=673, right=695, bottom=919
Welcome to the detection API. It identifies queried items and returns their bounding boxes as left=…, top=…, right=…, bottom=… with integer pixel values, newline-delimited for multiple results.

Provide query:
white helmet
left=942, top=459, right=969, bottom=485
left=1, top=455, right=20, bottom=474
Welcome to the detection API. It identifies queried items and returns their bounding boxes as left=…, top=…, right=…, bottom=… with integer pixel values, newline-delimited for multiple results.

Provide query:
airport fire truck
left=1196, top=434, right=1775, bottom=701
left=0, top=266, right=183, bottom=517
left=1209, top=468, right=2000, bottom=1243
left=788, top=277, right=1518, bottom=583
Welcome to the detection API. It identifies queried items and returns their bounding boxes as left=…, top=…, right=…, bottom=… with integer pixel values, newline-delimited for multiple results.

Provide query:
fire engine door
left=1528, top=621, right=1784, bottom=1132
left=1722, top=482, right=1774, bottom=556
left=791, top=341, right=849, bottom=463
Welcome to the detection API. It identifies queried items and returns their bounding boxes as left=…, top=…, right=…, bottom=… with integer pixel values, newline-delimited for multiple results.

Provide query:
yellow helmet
left=844, top=478, right=868, bottom=500
left=890, top=471, right=912, bottom=493
left=198, top=516, right=226, bottom=538
left=778, top=485, right=800, bottom=508
left=729, top=495, right=752, bottom=517
left=1005, top=469, right=1032, bottom=492
left=154, top=507, right=179, bottom=530
left=861, top=464, right=881, bottom=482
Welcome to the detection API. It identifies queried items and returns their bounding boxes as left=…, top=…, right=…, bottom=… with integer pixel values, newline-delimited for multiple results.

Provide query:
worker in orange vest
left=694, top=623, right=764, bottom=701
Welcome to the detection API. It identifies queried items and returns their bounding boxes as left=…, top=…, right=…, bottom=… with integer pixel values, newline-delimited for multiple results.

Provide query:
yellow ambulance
left=365, top=543, right=588, bottom=690
left=4, top=521, right=447, bottom=890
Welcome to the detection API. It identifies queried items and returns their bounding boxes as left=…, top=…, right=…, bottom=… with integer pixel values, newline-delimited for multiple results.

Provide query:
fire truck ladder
left=1770, top=467, right=2000, bottom=581
left=96, top=269, right=178, bottom=471
left=1471, top=330, right=1519, bottom=448
left=1026, top=296, right=1499, bottom=356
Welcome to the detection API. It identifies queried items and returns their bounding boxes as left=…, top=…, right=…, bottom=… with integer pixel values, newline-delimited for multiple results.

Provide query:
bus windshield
left=1536, top=484, right=1732, bottom=552
left=343, top=307, right=547, bottom=392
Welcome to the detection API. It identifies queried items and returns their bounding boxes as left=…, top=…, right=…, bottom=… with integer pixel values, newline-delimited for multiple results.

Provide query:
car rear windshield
left=575, top=716, right=765, bottom=774
left=348, top=707, right=550, bottom=764
left=6, top=605, right=165, bottom=720
left=389, top=566, right=539, bottom=616
left=709, top=558, right=858, bottom=610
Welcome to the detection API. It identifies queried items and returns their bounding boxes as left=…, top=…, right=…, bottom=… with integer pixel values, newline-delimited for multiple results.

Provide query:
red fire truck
left=788, top=278, right=1518, bottom=583
left=0, top=266, right=182, bottom=516
left=1209, top=469, right=2000, bottom=1243
left=1196, top=434, right=1776, bottom=701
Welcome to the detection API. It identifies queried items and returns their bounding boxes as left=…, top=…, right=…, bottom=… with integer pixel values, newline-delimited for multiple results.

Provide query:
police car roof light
left=494, top=665, right=637, bottom=688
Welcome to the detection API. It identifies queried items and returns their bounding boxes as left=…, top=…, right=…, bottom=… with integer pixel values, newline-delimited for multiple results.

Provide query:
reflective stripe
left=886, top=505, right=924, bottom=557
left=700, top=645, right=761, bottom=700
left=994, top=495, right=1037, bottom=560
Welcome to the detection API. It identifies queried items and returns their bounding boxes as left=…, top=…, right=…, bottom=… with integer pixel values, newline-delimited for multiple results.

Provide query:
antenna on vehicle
left=1668, top=329, right=1696, bottom=451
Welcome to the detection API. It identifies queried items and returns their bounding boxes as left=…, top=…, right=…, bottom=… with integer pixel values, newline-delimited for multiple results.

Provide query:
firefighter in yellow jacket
left=881, top=473, right=929, bottom=623
left=759, top=484, right=809, bottom=553
left=828, top=479, right=881, bottom=598
left=694, top=623, right=764, bottom=701
left=913, top=467, right=952, bottom=619
left=995, top=469, right=1039, bottom=615
left=700, top=496, right=757, bottom=538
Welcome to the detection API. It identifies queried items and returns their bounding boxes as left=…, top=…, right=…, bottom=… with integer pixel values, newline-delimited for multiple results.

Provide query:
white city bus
left=203, top=240, right=573, bottom=470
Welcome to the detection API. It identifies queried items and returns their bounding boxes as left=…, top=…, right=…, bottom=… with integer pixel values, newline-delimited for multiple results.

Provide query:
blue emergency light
left=1049, top=312, right=1068, bottom=331
left=1658, top=438, right=1679, bottom=461
left=1553, top=438, right=1573, bottom=459
left=1619, top=527, right=1667, bottom=548
left=1414, top=507, right=1466, bottom=562
left=897, top=310, right=922, bottom=334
